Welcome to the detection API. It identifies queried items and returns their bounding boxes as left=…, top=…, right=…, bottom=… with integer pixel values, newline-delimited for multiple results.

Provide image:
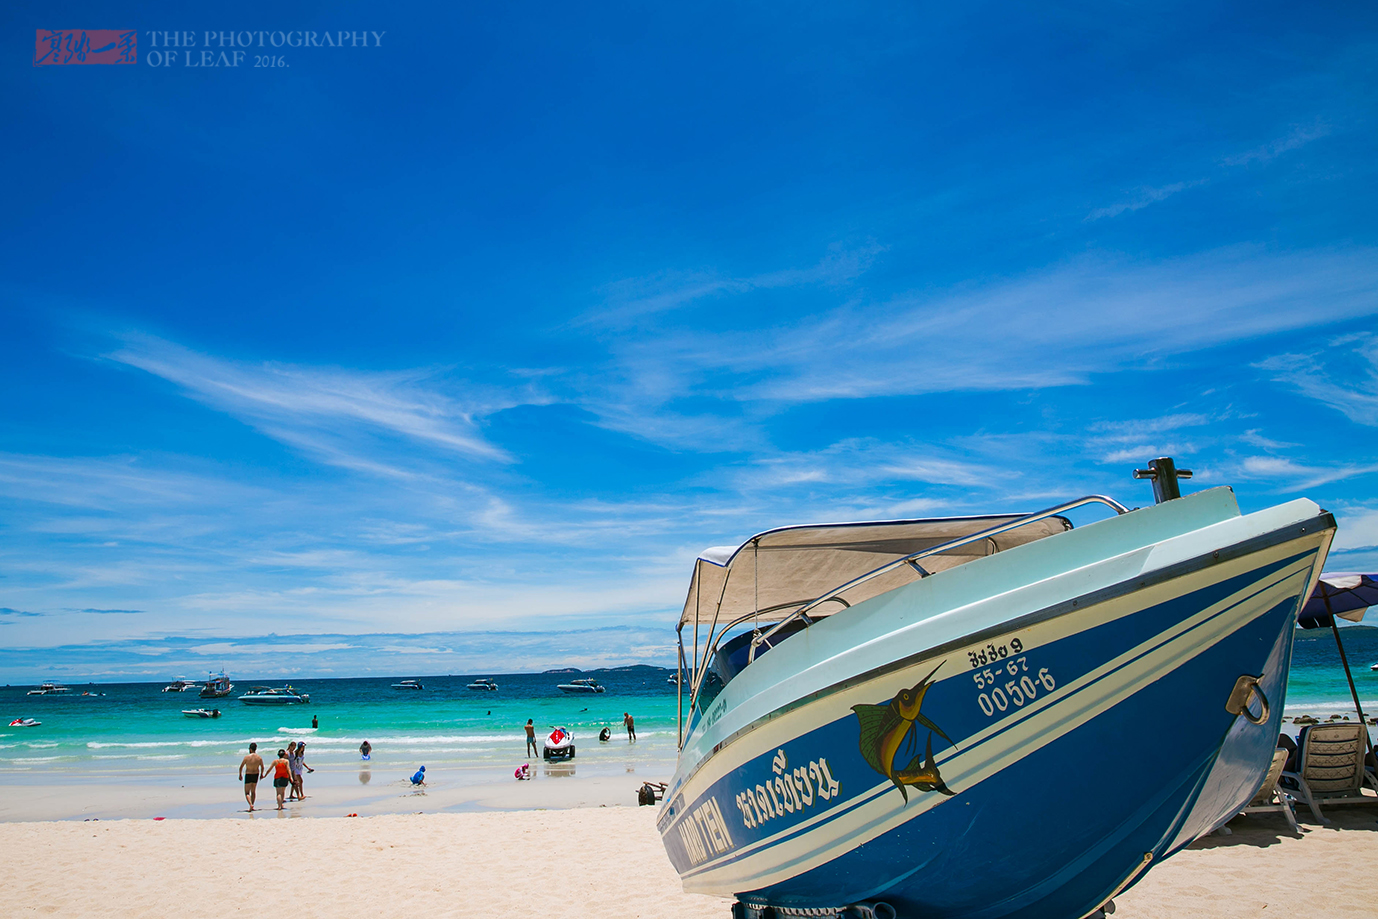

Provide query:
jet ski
left=8, top=718, right=40, bottom=727
left=544, top=726, right=576, bottom=760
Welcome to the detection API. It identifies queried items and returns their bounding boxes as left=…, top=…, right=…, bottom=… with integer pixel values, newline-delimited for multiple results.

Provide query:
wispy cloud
left=1233, top=455, right=1378, bottom=490
left=722, top=439, right=1001, bottom=495
left=591, top=246, right=1378, bottom=433
left=1086, top=181, right=1205, bottom=221
left=1085, top=413, right=1213, bottom=464
left=0, top=627, right=680, bottom=682
left=66, top=608, right=143, bottom=615
left=1223, top=122, right=1331, bottom=166
left=1333, top=507, right=1378, bottom=552
left=1255, top=333, right=1378, bottom=426
left=1085, top=122, right=1330, bottom=223
left=583, top=242, right=885, bottom=330
left=107, top=334, right=527, bottom=470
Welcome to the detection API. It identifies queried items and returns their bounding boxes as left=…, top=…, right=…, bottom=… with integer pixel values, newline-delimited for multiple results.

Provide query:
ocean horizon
left=3, top=627, right=1375, bottom=814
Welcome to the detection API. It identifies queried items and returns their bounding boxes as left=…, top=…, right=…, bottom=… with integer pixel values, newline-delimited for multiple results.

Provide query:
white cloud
left=1255, top=333, right=1378, bottom=427
left=583, top=242, right=885, bottom=330
left=720, top=439, right=1001, bottom=496
left=1334, top=508, right=1378, bottom=552
left=586, top=246, right=1378, bottom=446
left=1086, top=181, right=1205, bottom=221
left=1223, top=123, right=1331, bottom=167
left=1235, top=456, right=1378, bottom=490
left=108, top=333, right=526, bottom=468
left=185, top=641, right=357, bottom=655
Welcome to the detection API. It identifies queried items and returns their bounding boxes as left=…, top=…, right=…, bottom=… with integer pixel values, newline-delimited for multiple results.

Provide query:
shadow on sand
left=1191, top=808, right=1378, bottom=850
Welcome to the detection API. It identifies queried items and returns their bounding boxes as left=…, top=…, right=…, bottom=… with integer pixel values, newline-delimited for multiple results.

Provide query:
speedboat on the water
left=8, top=718, right=40, bottom=727
left=161, top=678, right=199, bottom=693
left=391, top=679, right=424, bottom=690
left=27, top=682, right=70, bottom=696
left=182, top=708, right=221, bottom=718
left=544, top=726, right=576, bottom=759
left=199, top=671, right=233, bottom=698
left=467, top=678, right=499, bottom=691
left=557, top=678, right=605, bottom=694
left=659, top=459, right=1335, bottom=919
left=239, top=686, right=310, bottom=705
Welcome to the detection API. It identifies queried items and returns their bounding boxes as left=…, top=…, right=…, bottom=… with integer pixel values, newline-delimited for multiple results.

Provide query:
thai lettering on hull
left=733, top=749, right=840, bottom=829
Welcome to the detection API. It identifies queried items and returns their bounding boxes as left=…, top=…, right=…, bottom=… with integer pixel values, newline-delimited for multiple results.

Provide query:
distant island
left=539, top=664, right=670, bottom=675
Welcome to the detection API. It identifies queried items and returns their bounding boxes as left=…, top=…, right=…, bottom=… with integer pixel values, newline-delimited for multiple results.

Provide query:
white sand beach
left=1, top=804, right=1374, bottom=918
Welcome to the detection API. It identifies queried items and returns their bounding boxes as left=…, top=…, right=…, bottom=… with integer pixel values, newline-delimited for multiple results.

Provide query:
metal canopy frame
left=675, top=494, right=1131, bottom=747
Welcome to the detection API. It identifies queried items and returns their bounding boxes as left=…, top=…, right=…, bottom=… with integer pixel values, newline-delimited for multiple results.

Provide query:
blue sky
left=3, top=2, right=1377, bottom=680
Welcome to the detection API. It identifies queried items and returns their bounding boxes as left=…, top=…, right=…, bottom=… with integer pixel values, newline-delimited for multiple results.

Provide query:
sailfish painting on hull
left=851, top=663, right=957, bottom=803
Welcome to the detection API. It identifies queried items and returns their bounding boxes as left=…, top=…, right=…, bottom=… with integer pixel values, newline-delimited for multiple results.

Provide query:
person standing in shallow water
left=238, top=742, right=265, bottom=812
left=293, top=741, right=314, bottom=799
left=270, top=749, right=292, bottom=810
left=525, top=719, right=538, bottom=757
left=624, top=712, right=636, bottom=742
left=285, top=742, right=300, bottom=801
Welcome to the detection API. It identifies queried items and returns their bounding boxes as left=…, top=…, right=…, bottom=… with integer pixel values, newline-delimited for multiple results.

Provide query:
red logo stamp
left=34, top=30, right=137, bottom=66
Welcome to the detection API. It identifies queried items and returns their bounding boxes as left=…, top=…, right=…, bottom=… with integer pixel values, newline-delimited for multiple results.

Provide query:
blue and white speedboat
left=660, top=460, right=1334, bottom=919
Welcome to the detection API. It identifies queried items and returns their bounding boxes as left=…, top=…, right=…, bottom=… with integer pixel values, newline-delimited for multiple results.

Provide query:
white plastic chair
left=1280, top=722, right=1378, bottom=824
left=1240, top=748, right=1298, bottom=831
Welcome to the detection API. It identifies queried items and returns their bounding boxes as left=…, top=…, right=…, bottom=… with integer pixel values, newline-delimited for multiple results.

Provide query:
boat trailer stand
left=730, top=899, right=1117, bottom=919
left=731, top=902, right=896, bottom=919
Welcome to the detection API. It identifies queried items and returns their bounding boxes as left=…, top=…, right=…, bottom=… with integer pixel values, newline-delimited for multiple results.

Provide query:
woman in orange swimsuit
left=271, top=749, right=292, bottom=810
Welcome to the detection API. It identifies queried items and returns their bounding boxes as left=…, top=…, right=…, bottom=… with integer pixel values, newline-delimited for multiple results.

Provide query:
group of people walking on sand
left=234, top=711, right=645, bottom=812
left=237, top=740, right=315, bottom=811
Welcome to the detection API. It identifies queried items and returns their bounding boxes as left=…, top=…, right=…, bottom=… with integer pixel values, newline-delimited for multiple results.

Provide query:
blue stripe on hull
left=664, top=549, right=1314, bottom=919
left=759, top=594, right=1297, bottom=918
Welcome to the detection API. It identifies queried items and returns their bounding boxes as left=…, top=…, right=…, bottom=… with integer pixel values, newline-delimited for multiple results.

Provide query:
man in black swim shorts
left=238, top=742, right=265, bottom=812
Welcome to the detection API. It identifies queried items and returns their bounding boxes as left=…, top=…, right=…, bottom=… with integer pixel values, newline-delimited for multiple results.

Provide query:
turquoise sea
left=1282, top=625, right=1378, bottom=714
left=2, top=629, right=1375, bottom=792
left=0, top=668, right=683, bottom=793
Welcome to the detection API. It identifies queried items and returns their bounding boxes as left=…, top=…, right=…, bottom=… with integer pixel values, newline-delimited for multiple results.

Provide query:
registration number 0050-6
left=972, top=656, right=1056, bottom=717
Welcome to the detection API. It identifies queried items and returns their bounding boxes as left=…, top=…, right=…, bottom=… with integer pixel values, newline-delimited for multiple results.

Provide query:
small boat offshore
left=199, top=671, right=234, bottom=699
left=659, top=459, right=1334, bottom=919
left=239, top=686, right=310, bottom=705
left=557, top=678, right=605, bottom=694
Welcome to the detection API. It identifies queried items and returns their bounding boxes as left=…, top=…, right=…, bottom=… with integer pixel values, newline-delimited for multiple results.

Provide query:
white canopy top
left=679, top=513, right=1072, bottom=630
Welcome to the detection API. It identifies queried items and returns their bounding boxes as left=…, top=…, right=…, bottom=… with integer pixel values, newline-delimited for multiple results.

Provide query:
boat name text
left=733, top=749, right=841, bottom=830
left=676, top=796, right=735, bottom=866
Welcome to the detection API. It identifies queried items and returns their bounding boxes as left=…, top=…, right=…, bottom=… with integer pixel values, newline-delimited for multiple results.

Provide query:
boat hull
left=660, top=510, right=1329, bottom=918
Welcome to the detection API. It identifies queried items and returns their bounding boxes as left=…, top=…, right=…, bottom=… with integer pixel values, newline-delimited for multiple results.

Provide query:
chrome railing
left=685, top=494, right=1129, bottom=714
